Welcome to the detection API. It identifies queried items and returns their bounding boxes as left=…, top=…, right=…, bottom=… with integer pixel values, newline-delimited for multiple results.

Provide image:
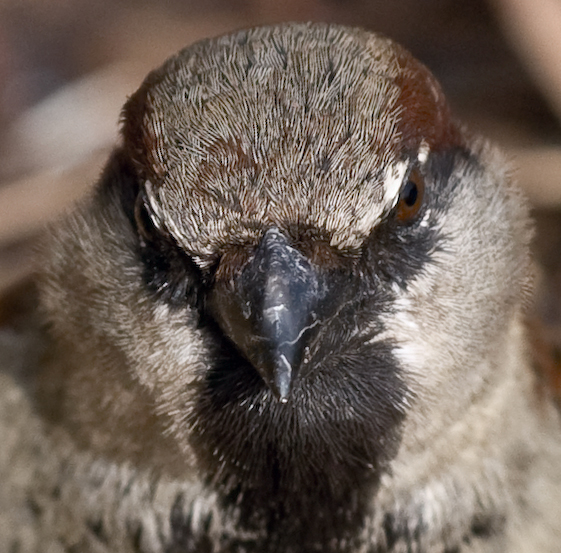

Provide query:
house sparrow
left=2, top=22, right=561, bottom=553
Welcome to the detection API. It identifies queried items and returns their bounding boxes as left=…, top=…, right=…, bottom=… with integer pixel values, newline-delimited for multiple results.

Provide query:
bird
left=1, top=21, right=561, bottom=553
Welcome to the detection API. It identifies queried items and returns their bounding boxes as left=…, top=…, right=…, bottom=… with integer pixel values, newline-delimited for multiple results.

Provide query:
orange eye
left=396, top=168, right=425, bottom=222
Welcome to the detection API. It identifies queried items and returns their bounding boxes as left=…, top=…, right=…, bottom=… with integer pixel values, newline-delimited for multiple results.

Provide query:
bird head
left=40, top=23, right=532, bottom=531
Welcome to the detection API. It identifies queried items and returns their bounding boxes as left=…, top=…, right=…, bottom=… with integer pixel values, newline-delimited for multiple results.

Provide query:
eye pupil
left=395, top=168, right=425, bottom=222
left=402, top=180, right=418, bottom=207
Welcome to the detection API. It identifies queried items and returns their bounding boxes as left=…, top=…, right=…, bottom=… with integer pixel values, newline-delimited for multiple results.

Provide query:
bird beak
left=210, top=228, right=328, bottom=401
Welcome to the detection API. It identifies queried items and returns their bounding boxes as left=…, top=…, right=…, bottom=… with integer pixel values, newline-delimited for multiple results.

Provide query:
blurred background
left=1, top=0, right=560, bottom=373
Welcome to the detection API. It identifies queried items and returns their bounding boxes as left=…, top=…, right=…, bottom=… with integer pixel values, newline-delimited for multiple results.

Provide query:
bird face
left=40, top=22, right=532, bottom=548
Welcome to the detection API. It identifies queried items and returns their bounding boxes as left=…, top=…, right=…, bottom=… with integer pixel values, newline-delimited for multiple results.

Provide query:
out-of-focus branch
left=0, top=62, right=135, bottom=179
left=0, top=152, right=107, bottom=245
left=490, top=0, right=561, bottom=124
left=512, top=147, right=561, bottom=207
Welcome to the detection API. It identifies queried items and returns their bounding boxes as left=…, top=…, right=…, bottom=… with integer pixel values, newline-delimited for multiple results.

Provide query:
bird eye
left=395, top=168, right=425, bottom=222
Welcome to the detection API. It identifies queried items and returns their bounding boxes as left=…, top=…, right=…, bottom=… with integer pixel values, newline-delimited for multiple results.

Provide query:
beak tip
left=276, top=381, right=290, bottom=402
left=273, top=355, right=293, bottom=402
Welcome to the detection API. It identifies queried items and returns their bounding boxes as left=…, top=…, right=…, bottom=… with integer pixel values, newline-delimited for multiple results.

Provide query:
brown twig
left=490, top=0, right=561, bottom=124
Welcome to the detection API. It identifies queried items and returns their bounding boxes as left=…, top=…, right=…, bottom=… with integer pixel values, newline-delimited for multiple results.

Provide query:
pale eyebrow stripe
left=383, top=141, right=431, bottom=211
left=417, top=140, right=430, bottom=165
left=383, top=160, right=408, bottom=208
